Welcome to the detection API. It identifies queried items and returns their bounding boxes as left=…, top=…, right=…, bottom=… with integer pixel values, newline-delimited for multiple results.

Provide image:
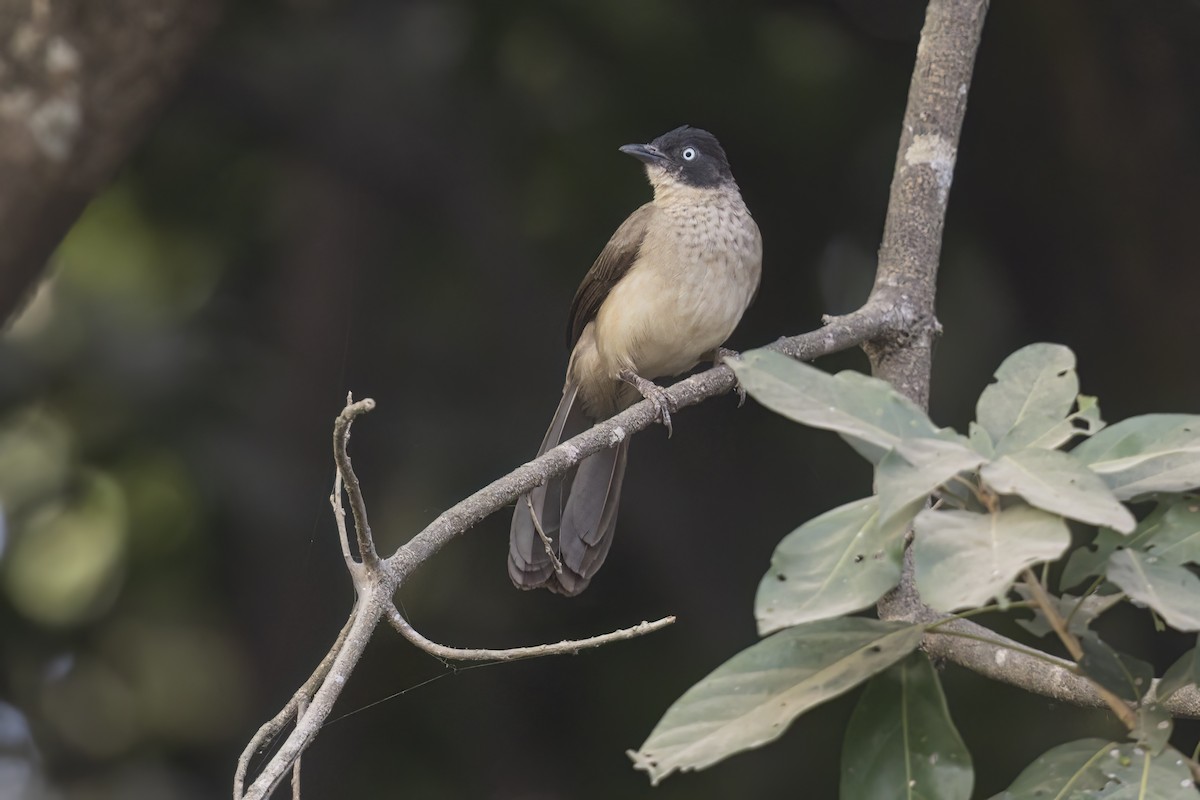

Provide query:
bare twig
left=1020, top=569, right=1138, bottom=728
left=333, top=395, right=378, bottom=565
left=387, top=604, right=675, bottom=662
left=233, top=615, right=355, bottom=798
left=291, top=695, right=307, bottom=800
left=525, top=494, right=563, bottom=575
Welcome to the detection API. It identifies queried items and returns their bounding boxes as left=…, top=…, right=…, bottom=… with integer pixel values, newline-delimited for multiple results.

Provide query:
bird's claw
left=619, top=369, right=677, bottom=437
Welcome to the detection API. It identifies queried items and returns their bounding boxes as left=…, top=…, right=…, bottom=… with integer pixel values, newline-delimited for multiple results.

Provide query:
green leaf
left=840, top=652, right=973, bottom=800
left=975, top=343, right=1078, bottom=445
left=994, top=394, right=1105, bottom=456
left=1087, top=745, right=1196, bottom=799
left=1131, top=703, right=1173, bottom=754
left=913, top=504, right=1071, bottom=612
left=1157, top=641, right=1199, bottom=702
left=991, top=738, right=1114, bottom=799
left=876, top=437, right=986, bottom=524
left=1144, top=498, right=1200, bottom=566
left=755, top=498, right=905, bottom=634
left=1077, top=632, right=1154, bottom=702
left=1062, top=499, right=1200, bottom=590
left=1060, top=530, right=1123, bottom=591
left=1106, top=549, right=1200, bottom=632
left=968, top=421, right=995, bottom=458
left=980, top=449, right=1136, bottom=533
left=1013, top=586, right=1123, bottom=638
left=1061, top=504, right=1170, bottom=590
left=628, top=618, right=925, bottom=785
left=1072, top=414, right=1200, bottom=500
left=730, top=349, right=940, bottom=464
left=992, top=740, right=1197, bottom=800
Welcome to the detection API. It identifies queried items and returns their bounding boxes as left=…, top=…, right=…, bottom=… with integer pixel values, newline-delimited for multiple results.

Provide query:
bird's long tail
left=508, top=381, right=628, bottom=595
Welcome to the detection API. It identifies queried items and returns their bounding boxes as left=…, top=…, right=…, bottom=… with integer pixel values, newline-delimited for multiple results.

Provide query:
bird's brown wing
left=566, top=203, right=655, bottom=350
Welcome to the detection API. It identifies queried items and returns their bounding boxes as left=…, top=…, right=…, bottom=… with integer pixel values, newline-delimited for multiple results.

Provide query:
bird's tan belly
left=593, top=251, right=756, bottom=380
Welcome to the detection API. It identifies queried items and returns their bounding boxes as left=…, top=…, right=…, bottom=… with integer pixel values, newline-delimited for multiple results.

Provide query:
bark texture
left=0, top=0, right=222, bottom=321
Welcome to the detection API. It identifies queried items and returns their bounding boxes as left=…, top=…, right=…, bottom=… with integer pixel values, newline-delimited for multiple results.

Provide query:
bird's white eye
left=681, top=147, right=697, bottom=161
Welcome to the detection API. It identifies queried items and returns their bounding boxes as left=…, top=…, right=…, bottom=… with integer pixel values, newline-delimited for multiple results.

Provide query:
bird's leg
left=709, top=346, right=747, bottom=407
left=618, top=369, right=677, bottom=438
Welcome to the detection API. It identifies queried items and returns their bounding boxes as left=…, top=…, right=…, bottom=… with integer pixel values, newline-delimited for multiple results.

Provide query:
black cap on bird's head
left=619, top=125, right=734, bottom=189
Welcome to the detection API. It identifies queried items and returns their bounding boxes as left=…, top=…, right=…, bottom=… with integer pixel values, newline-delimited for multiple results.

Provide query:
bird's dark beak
left=620, top=142, right=668, bottom=166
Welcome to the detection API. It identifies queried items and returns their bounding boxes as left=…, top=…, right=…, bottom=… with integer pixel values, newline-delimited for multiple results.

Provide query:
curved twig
left=387, top=604, right=676, bottom=662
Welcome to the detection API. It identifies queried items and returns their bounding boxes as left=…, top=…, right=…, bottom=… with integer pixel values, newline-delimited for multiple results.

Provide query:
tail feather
left=558, top=441, right=628, bottom=580
left=509, top=382, right=587, bottom=590
left=509, top=378, right=630, bottom=595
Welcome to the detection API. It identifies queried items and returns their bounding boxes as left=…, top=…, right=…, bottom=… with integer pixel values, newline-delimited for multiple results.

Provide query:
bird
left=508, top=125, right=763, bottom=595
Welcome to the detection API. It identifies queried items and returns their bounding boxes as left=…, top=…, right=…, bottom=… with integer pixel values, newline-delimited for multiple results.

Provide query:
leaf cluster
left=629, top=344, right=1200, bottom=798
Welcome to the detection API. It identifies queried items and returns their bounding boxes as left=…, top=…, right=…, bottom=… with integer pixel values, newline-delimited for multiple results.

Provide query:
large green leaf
left=841, top=653, right=973, bottom=800
left=876, top=437, right=986, bottom=524
left=1106, top=549, right=1200, bottom=632
left=628, top=618, right=924, bottom=785
left=992, top=740, right=1197, bottom=799
left=729, top=349, right=939, bottom=464
left=913, top=504, right=1071, bottom=612
left=980, top=449, right=1135, bottom=533
left=755, top=498, right=905, bottom=634
left=1072, top=414, right=1200, bottom=500
left=975, top=343, right=1078, bottom=445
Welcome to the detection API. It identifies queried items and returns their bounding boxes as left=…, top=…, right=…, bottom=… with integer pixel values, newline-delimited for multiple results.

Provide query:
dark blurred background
left=2, top=0, right=1199, bottom=797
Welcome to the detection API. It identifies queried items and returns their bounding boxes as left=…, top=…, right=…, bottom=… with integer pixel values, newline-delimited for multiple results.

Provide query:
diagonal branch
left=385, top=303, right=896, bottom=583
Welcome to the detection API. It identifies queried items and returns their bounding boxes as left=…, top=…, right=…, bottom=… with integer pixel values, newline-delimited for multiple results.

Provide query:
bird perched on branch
left=509, top=126, right=763, bottom=595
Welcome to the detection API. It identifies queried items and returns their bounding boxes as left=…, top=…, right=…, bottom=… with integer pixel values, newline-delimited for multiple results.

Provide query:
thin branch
left=526, top=494, right=563, bottom=575
left=881, top=587, right=1200, bottom=719
left=291, top=695, right=307, bottom=800
left=233, top=615, right=355, bottom=798
left=1020, top=568, right=1137, bottom=728
left=240, top=592, right=390, bottom=800
left=387, top=604, right=675, bottom=662
left=330, top=473, right=355, bottom=570
left=333, top=395, right=378, bottom=565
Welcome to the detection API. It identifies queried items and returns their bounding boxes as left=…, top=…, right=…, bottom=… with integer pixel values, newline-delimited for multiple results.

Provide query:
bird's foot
left=712, top=347, right=747, bottom=407
left=619, top=369, right=677, bottom=437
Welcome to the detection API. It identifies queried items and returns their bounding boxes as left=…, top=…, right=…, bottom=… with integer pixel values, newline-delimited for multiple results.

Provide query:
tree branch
left=384, top=304, right=894, bottom=585
left=885, top=592, right=1200, bottom=719
left=0, top=0, right=223, bottom=323
left=857, top=0, right=1197, bottom=727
